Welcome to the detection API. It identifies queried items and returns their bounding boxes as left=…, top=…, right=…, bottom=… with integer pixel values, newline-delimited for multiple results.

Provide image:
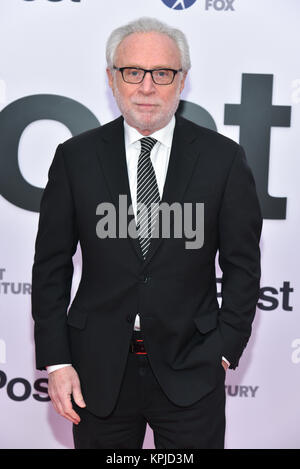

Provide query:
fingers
left=49, top=389, right=81, bottom=425
left=72, top=384, right=86, bottom=409
left=62, top=394, right=81, bottom=425
left=48, top=367, right=85, bottom=425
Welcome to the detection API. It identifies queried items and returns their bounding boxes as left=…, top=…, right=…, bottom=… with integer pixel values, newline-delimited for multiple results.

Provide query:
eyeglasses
left=113, top=66, right=182, bottom=85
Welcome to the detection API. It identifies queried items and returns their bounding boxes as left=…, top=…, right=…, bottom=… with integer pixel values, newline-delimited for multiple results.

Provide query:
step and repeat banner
left=0, top=0, right=299, bottom=449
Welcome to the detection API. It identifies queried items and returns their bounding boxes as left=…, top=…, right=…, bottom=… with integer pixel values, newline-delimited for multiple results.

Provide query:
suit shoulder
left=59, top=116, right=123, bottom=154
left=177, top=115, right=241, bottom=153
left=61, top=126, right=100, bottom=150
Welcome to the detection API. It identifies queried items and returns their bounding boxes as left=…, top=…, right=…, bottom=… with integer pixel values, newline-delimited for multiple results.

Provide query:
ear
left=179, top=71, right=188, bottom=93
left=106, top=67, right=114, bottom=90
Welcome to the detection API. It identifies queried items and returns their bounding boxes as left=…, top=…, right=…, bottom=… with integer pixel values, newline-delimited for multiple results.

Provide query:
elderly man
left=32, top=17, right=262, bottom=449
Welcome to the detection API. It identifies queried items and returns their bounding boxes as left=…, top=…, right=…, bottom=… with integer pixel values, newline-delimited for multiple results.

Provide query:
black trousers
left=72, top=331, right=226, bottom=449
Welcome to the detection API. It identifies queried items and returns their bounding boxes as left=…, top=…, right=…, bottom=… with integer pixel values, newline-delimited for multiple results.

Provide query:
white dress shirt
left=47, top=116, right=230, bottom=372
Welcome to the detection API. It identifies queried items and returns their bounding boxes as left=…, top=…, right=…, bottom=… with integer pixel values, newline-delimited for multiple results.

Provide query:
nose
left=139, top=71, right=156, bottom=94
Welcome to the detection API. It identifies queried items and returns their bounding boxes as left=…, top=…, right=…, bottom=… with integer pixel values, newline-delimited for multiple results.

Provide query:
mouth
left=134, top=102, right=159, bottom=107
left=134, top=103, right=159, bottom=111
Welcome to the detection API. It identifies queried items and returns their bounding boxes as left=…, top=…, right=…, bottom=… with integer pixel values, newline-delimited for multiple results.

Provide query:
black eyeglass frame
left=113, top=66, right=183, bottom=85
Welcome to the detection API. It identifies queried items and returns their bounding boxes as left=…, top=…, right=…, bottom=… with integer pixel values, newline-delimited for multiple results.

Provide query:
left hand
left=222, top=360, right=229, bottom=371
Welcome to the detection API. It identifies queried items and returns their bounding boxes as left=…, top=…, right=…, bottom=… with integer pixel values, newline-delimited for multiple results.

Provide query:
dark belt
left=129, top=332, right=147, bottom=355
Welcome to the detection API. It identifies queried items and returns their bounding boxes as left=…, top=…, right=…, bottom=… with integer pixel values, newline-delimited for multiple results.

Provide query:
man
left=32, top=17, right=262, bottom=449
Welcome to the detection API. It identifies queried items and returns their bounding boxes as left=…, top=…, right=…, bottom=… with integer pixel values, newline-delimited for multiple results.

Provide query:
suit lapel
left=96, top=116, right=144, bottom=261
left=96, top=115, right=201, bottom=266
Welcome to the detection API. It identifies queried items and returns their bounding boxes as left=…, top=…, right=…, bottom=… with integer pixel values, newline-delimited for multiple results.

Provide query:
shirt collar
left=124, top=115, right=176, bottom=149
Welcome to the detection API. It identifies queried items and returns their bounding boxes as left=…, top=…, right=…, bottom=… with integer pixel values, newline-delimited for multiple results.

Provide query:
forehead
left=115, top=32, right=181, bottom=68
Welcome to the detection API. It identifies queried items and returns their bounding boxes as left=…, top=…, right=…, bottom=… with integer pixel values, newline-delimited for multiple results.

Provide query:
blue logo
left=161, top=0, right=197, bottom=10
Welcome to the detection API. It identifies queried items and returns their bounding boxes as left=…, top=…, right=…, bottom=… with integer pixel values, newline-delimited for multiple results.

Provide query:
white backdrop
left=0, top=0, right=299, bottom=449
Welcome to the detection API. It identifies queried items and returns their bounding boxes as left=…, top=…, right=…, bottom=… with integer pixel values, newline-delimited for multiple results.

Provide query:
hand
left=221, top=359, right=229, bottom=371
left=48, top=366, right=86, bottom=425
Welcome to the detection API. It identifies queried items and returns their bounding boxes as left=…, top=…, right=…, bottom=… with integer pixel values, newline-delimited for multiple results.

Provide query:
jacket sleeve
left=31, top=144, right=78, bottom=370
left=218, top=144, right=263, bottom=369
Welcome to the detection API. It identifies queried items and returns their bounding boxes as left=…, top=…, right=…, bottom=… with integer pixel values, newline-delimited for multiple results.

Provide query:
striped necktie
left=136, top=137, right=160, bottom=259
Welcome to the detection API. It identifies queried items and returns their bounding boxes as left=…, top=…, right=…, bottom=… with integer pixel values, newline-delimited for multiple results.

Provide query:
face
left=107, top=32, right=187, bottom=135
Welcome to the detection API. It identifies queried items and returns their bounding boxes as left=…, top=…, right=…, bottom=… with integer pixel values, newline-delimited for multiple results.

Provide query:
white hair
left=106, top=17, right=191, bottom=72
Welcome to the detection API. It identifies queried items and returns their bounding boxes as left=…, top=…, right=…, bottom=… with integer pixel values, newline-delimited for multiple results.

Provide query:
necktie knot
left=140, top=137, right=157, bottom=154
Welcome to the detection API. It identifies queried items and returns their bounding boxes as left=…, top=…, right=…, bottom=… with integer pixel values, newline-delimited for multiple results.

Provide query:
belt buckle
left=136, top=339, right=147, bottom=355
left=131, top=338, right=147, bottom=355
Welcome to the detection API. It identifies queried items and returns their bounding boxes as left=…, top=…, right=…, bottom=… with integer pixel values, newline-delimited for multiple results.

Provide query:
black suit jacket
left=32, top=115, right=262, bottom=417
